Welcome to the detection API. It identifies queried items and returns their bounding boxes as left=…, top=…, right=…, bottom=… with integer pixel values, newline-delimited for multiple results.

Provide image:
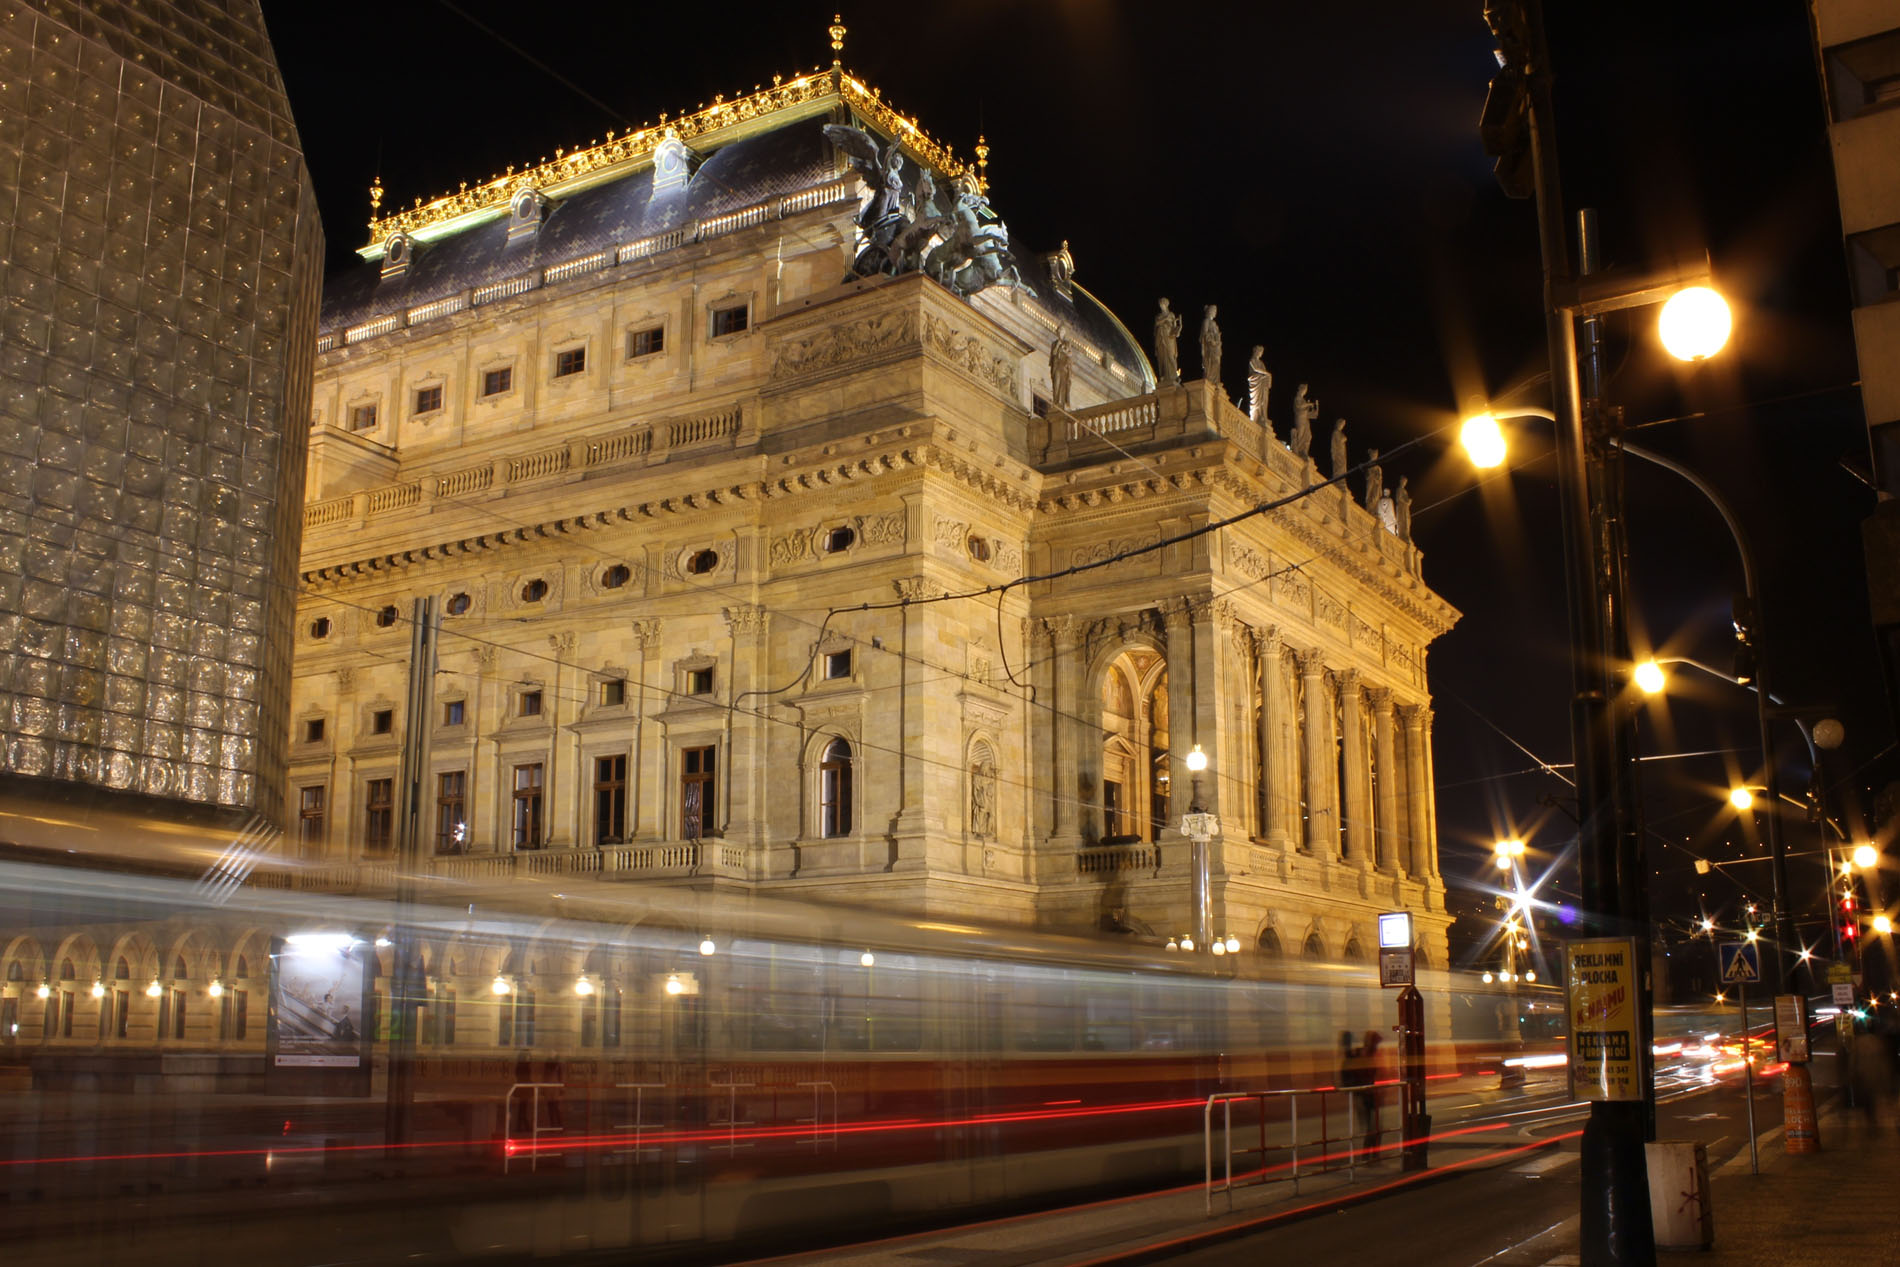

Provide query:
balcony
left=248, top=840, right=748, bottom=895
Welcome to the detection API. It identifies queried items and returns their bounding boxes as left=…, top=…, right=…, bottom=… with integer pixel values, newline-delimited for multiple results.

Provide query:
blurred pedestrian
left=1355, top=1030, right=1385, bottom=1162
left=1851, top=1019, right=1893, bottom=1124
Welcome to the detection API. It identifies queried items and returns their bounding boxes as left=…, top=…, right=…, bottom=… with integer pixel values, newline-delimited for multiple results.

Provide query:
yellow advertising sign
left=1565, top=937, right=1642, bottom=1102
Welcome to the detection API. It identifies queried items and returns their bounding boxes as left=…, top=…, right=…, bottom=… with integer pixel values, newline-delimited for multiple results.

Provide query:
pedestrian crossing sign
left=1718, top=941, right=1760, bottom=985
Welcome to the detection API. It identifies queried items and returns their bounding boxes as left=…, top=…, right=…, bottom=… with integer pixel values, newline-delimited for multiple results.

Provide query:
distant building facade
left=285, top=63, right=1458, bottom=969
left=0, top=0, right=323, bottom=832
left=1812, top=3, right=1900, bottom=720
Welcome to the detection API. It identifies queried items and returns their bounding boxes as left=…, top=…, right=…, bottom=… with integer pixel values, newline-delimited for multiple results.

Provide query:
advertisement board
left=1565, top=937, right=1642, bottom=1102
left=266, top=934, right=373, bottom=1096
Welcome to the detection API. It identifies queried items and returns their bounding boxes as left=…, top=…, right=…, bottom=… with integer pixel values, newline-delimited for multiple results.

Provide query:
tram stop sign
left=1378, top=911, right=1415, bottom=987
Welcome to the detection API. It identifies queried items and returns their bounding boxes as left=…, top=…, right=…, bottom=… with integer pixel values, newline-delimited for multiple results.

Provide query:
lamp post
left=1179, top=744, right=1219, bottom=955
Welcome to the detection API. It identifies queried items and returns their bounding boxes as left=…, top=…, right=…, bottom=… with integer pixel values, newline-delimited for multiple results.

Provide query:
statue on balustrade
left=1364, top=450, right=1384, bottom=512
left=1154, top=298, right=1182, bottom=385
left=1050, top=326, right=1075, bottom=410
left=1291, top=383, right=1319, bottom=459
left=1330, top=417, right=1349, bottom=480
left=1200, top=305, right=1222, bottom=387
left=1394, top=476, right=1412, bottom=542
left=1247, top=346, right=1272, bottom=424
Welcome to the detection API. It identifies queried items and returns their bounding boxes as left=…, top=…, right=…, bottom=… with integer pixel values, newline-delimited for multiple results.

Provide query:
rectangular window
left=687, top=666, right=714, bottom=696
left=169, top=989, right=186, bottom=1040
left=824, top=650, right=852, bottom=680
left=681, top=746, right=716, bottom=839
left=371, top=708, right=393, bottom=735
left=600, top=679, right=626, bottom=707
left=114, top=989, right=128, bottom=1039
left=627, top=324, right=664, bottom=358
left=349, top=403, right=378, bottom=431
left=602, top=988, right=621, bottom=1049
left=515, top=989, right=537, bottom=1048
left=512, top=762, right=544, bottom=849
left=298, top=785, right=325, bottom=855
left=1104, top=779, right=1125, bottom=838
left=443, top=699, right=465, bottom=727
left=710, top=304, right=748, bottom=337
left=595, top=754, right=628, bottom=844
left=519, top=689, right=543, bottom=717
left=364, top=777, right=394, bottom=855
left=435, top=771, right=467, bottom=854
left=304, top=717, right=325, bottom=743
left=437, top=986, right=456, bottom=1046
left=554, top=346, right=586, bottom=377
left=414, top=384, right=443, bottom=415
left=481, top=366, right=513, bottom=397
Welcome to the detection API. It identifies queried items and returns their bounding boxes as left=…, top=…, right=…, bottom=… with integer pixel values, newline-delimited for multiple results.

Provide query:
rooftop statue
left=1395, top=476, right=1412, bottom=542
left=1364, top=449, right=1384, bottom=512
left=1200, top=305, right=1223, bottom=388
left=1247, top=346, right=1271, bottom=425
left=1330, top=417, right=1349, bottom=480
left=1291, top=383, right=1318, bottom=459
left=1154, top=299, right=1182, bottom=385
left=1050, top=326, right=1075, bottom=409
left=823, top=124, right=1026, bottom=298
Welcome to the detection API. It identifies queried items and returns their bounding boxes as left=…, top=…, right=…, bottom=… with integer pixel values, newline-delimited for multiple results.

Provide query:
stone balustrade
left=249, top=840, right=749, bottom=893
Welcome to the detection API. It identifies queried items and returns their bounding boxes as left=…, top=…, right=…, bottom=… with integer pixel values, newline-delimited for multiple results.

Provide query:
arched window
left=1344, top=938, right=1365, bottom=962
left=1257, top=928, right=1282, bottom=957
left=5, top=961, right=21, bottom=981
left=819, top=738, right=853, bottom=837
left=1303, top=933, right=1325, bottom=960
left=173, top=956, right=188, bottom=979
left=235, top=956, right=250, bottom=979
left=59, top=959, right=75, bottom=981
left=114, top=957, right=130, bottom=980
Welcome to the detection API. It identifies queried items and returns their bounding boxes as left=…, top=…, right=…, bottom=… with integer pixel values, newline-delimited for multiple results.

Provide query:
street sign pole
left=1739, top=981, right=1757, bottom=1175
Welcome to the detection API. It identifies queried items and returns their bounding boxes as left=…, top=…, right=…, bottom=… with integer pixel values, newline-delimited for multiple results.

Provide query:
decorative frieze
left=769, top=309, right=919, bottom=380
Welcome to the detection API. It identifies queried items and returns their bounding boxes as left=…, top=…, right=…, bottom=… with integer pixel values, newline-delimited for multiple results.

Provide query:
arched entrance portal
left=1100, top=650, right=1169, bottom=842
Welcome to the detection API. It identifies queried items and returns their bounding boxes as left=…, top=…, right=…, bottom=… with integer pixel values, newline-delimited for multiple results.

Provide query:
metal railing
left=503, top=1081, right=565, bottom=1173
left=1204, top=1087, right=1362, bottom=1210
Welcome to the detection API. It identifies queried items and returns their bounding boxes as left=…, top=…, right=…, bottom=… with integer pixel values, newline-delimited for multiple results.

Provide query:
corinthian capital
left=722, top=603, right=769, bottom=638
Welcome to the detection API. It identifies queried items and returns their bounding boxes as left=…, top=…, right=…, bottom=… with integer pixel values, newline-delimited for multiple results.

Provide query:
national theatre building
left=281, top=37, right=1460, bottom=974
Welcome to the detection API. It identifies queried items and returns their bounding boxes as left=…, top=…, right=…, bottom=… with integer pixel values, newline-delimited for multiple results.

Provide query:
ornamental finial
left=829, top=13, right=846, bottom=63
left=369, top=175, right=383, bottom=219
left=975, top=134, right=989, bottom=184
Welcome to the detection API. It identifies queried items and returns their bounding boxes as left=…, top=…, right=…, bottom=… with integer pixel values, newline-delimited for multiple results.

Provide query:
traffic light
left=1479, top=3, right=1534, bottom=199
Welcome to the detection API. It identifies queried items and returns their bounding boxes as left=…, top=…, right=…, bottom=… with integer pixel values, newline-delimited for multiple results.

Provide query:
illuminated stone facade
left=0, top=1, right=323, bottom=828
left=286, top=67, right=1458, bottom=968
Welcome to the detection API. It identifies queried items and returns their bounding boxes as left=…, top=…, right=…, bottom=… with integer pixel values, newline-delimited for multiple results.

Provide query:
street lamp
left=1179, top=744, right=1219, bottom=955
left=1656, top=286, right=1733, bottom=362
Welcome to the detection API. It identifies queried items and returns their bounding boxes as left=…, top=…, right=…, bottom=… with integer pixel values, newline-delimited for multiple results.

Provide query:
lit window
left=824, top=650, right=852, bottom=681
left=595, top=754, right=627, bottom=844
left=435, top=771, right=467, bottom=853
left=298, top=785, right=325, bottom=855
left=414, top=384, right=443, bottom=415
left=555, top=347, right=586, bottom=377
left=520, top=690, right=543, bottom=717
left=820, top=737, right=853, bottom=837
left=627, top=325, right=664, bottom=358
left=512, top=763, right=544, bottom=849
left=349, top=403, right=378, bottom=431
left=481, top=366, right=513, bottom=397
left=681, top=746, right=716, bottom=839
left=365, top=777, right=393, bottom=854
left=443, top=699, right=465, bottom=727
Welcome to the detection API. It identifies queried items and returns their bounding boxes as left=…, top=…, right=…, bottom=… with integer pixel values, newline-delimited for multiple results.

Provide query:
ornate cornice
left=364, top=69, right=977, bottom=248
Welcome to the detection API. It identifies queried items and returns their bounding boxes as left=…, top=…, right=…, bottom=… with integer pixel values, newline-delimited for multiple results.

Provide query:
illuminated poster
left=1565, top=937, right=1642, bottom=1102
left=267, top=935, right=373, bottom=1095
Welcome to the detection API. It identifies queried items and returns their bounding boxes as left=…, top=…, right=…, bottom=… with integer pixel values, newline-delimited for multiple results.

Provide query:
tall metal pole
left=1512, top=4, right=1656, bottom=1261
left=384, top=597, right=439, bottom=1153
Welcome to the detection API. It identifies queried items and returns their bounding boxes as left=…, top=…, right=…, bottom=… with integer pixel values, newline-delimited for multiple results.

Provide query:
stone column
left=1049, top=615, right=1083, bottom=846
left=1337, top=669, right=1371, bottom=868
left=1402, top=704, right=1430, bottom=877
left=1419, top=706, right=1441, bottom=879
left=1368, top=687, right=1401, bottom=875
left=721, top=604, right=769, bottom=856
left=1165, top=600, right=1200, bottom=815
left=1298, top=648, right=1333, bottom=855
left=546, top=630, right=578, bottom=848
left=332, top=666, right=356, bottom=862
left=1255, top=627, right=1291, bottom=847
left=630, top=619, right=663, bottom=841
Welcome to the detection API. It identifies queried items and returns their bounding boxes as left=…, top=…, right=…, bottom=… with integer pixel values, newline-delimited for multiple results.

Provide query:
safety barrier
left=1204, top=1086, right=1366, bottom=1210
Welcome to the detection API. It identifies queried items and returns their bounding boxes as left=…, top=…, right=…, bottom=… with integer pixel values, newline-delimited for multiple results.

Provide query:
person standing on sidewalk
left=1351, top=1030, right=1385, bottom=1162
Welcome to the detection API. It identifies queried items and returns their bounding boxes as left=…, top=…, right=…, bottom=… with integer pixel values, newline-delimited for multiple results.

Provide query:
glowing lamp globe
left=1658, top=286, right=1731, bottom=362
left=1854, top=843, right=1879, bottom=869
left=1728, top=787, right=1755, bottom=811
left=1460, top=413, right=1507, bottom=469
left=1874, top=914, right=1893, bottom=936
left=1633, top=660, right=1666, bottom=695
left=1812, top=718, right=1845, bottom=750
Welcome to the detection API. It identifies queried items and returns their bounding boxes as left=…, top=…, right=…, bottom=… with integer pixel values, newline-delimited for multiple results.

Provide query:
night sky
left=260, top=2, right=1890, bottom=977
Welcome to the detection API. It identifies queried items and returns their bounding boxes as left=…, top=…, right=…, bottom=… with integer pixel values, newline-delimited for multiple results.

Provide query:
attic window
left=555, top=347, right=586, bottom=378
left=349, top=403, right=378, bottom=431
left=710, top=304, right=749, bottom=338
left=482, top=367, right=513, bottom=398
left=628, top=325, right=665, bottom=359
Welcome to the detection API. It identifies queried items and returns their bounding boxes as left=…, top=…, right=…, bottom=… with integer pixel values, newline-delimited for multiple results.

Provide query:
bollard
left=1782, top=1065, right=1818, bottom=1154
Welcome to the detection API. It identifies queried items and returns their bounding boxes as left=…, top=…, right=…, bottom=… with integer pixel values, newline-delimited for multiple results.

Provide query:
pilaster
left=1337, top=669, right=1371, bottom=868
left=1298, top=647, right=1333, bottom=856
